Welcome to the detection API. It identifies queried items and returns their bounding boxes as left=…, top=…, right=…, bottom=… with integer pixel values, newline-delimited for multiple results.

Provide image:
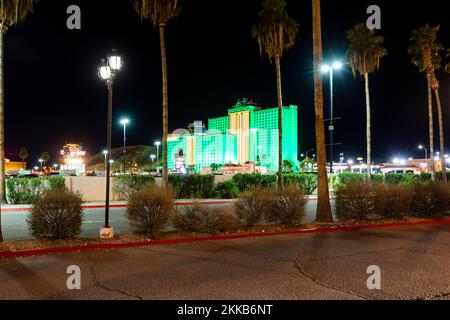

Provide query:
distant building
left=5, top=159, right=24, bottom=173
left=60, top=143, right=86, bottom=174
left=168, top=99, right=299, bottom=173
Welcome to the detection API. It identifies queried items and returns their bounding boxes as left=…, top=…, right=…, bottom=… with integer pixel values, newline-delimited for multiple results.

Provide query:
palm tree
left=312, top=0, right=332, bottom=222
left=0, top=0, right=36, bottom=242
left=347, top=24, right=387, bottom=183
left=252, top=0, right=298, bottom=189
left=19, top=147, right=28, bottom=169
left=409, top=24, right=445, bottom=183
left=133, top=0, right=180, bottom=186
left=40, top=152, right=50, bottom=168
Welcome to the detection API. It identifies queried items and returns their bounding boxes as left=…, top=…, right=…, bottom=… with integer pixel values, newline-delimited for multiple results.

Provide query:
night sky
left=4, top=0, right=450, bottom=167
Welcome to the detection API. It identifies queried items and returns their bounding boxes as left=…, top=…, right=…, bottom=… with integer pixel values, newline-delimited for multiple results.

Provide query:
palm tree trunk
left=159, top=25, right=169, bottom=186
left=275, top=56, right=284, bottom=189
left=427, top=75, right=435, bottom=181
left=0, top=31, right=4, bottom=241
left=434, top=88, right=446, bottom=183
left=364, top=73, right=372, bottom=182
left=312, top=0, right=332, bottom=222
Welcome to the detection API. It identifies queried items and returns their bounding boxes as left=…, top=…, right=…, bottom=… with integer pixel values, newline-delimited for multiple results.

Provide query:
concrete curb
left=1, top=218, right=449, bottom=259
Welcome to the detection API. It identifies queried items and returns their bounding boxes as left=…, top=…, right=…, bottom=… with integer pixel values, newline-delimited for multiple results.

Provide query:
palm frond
left=408, top=23, right=443, bottom=74
left=346, top=23, right=387, bottom=77
left=0, top=0, right=36, bottom=31
left=132, top=0, right=180, bottom=27
left=251, top=0, right=299, bottom=62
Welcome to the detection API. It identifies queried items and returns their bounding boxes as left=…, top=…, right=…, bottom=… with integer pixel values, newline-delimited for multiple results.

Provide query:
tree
left=40, top=152, right=50, bottom=167
left=312, top=0, right=332, bottom=222
left=252, top=0, right=298, bottom=189
left=19, top=147, right=28, bottom=169
left=347, top=24, right=387, bottom=183
left=409, top=24, right=445, bottom=183
left=133, top=0, right=180, bottom=186
left=0, top=0, right=36, bottom=243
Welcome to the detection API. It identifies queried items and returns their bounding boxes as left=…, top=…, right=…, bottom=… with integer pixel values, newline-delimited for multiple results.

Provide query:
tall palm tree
left=347, top=24, right=387, bottom=183
left=133, top=0, right=180, bottom=186
left=252, top=0, right=298, bottom=189
left=0, top=0, right=36, bottom=242
left=312, top=0, right=332, bottom=222
left=19, top=147, right=28, bottom=169
left=409, top=24, right=445, bottom=183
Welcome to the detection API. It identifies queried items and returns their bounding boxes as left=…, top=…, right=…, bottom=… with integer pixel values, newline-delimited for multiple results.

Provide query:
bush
left=232, top=173, right=276, bottom=192
left=6, top=177, right=66, bottom=204
left=126, top=185, right=175, bottom=237
left=234, top=188, right=269, bottom=227
left=284, top=173, right=317, bottom=194
left=335, top=181, right=375, bottom=221
left=410, top=182, right=449, bottom=216
left=113, top=175, right=155, bottom=200
left=173, top=205, right=240, bottom=233
left=169, top=174, right=215, bottom=198
left=27, top=188, right=83, bottom=240
left=215, top=180, right=239, bottom=199
left=266, top=186, right=307, bottom=225
left=373, top=184, right=411, bottom=219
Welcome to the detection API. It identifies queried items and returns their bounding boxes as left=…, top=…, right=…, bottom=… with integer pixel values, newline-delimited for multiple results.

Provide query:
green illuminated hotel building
left=168, top=100, right=299, bottom=173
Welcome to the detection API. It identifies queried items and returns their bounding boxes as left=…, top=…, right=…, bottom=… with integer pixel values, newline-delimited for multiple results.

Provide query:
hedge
left=232, top=173, right=277, bottom=192
left=284, top=173, right=317, bottom=194
left=6, top=176, right=66, bottom=204
left=169, top=174, right=215, bottom=199
left=113, top=175, right=155, bottom=200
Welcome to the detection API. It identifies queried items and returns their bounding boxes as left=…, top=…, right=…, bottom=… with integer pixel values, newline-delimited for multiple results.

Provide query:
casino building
left=167, top=99, right=299, bottom=173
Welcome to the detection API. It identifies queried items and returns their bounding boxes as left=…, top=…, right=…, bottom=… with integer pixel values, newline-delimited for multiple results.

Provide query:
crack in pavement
left=82, top=252, right=143, bottom=300
left=416, top=291, right=450, bottom=300
left=293, top=261, right=372, bottom=300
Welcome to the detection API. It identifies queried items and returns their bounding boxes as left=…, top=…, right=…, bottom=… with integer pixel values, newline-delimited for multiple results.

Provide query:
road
left=0, top=223, right=449, bottom=300
left=0, top=201, right=319, bottom=242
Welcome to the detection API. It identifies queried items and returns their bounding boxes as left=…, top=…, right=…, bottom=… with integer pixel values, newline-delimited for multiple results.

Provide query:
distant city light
left=155, top=141, right=161, bottom=146
left=102, top=150, right=108, bottom=155
left=347, top=159, right=354, bottom=165
left=120, top=118, right=130, bottom=126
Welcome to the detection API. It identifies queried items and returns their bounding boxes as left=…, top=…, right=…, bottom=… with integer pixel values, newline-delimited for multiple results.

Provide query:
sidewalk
left=0, top=199, right=237, bottom=213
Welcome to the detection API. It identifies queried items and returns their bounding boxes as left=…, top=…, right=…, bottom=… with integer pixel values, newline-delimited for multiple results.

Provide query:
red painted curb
left=1, top=219, right=449, bottom=259
left=0, top=200, right=236, bottom=213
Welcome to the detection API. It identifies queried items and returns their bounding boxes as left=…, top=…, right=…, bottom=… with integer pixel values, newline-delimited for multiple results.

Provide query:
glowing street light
left=155, top=141, right=161, bottom=167
left=38, top=159, right=43, bottom=170
left=120, top=118, right=130, bottom=174
left=418, top=145, right=429, bottom=173
left=321, top=60, right=343, bottom=175
left=347, top=159, right=354, bottom=165
left=98, top=48, right=123, bottom=238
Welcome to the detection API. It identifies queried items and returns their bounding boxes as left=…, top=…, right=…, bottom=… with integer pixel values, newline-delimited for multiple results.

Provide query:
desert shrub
left=234, top=188, right=269, bottom=227
left=410, top=182, right=449, bottom=216
left=284, top=173, right=317, bottom=194
left=126, top=185, right=175, bottom=237
left=232, top=173, right=277, bottom=192
left=334, top=181, right=375, bottom=221
left=168, top=174, right=215, bottom=198
left=373, top=184, right=411, bottom=219
left=6, top=177, right=66, bottom=204
left=113, top=175, right=155, bottom=200
left=173, top=205, right=240, bottom=233
left=215, top=180, right=239, bottom=199
left=27, top=188, right=83, bottom=240
left=266, top=186, right=307, bottom=225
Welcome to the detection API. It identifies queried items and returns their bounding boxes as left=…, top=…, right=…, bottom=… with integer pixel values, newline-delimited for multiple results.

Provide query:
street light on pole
left=38, top=159, right=43, bottom=171
left=120, top=118, right=130, bottom=174
left=155, top=141, right=161, bottom=167
left=418, top=145, right=429, bottom=173
left=98, top=49, right=123, bottom=239
left=321, top=61, right=343, bottom=176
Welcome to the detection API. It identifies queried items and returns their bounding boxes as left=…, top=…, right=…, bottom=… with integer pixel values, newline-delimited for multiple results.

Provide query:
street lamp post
left=155, top=141, right=161, bottom=167
left=38, top=159, right=43, bottom=171
left=418, top=145, right=429, bottom=173
left=321, top=61, right=342, bottom=176
left=98, top=49, right=123, bottom=239
left=120, top=118, right=130, bottom=174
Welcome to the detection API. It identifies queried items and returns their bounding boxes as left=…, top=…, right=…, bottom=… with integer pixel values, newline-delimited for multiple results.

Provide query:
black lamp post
left=98, top=49, right=123, bottom=238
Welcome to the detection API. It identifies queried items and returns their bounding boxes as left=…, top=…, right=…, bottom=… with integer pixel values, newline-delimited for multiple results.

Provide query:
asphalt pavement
left=0, top=223, right=449, bottom=300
